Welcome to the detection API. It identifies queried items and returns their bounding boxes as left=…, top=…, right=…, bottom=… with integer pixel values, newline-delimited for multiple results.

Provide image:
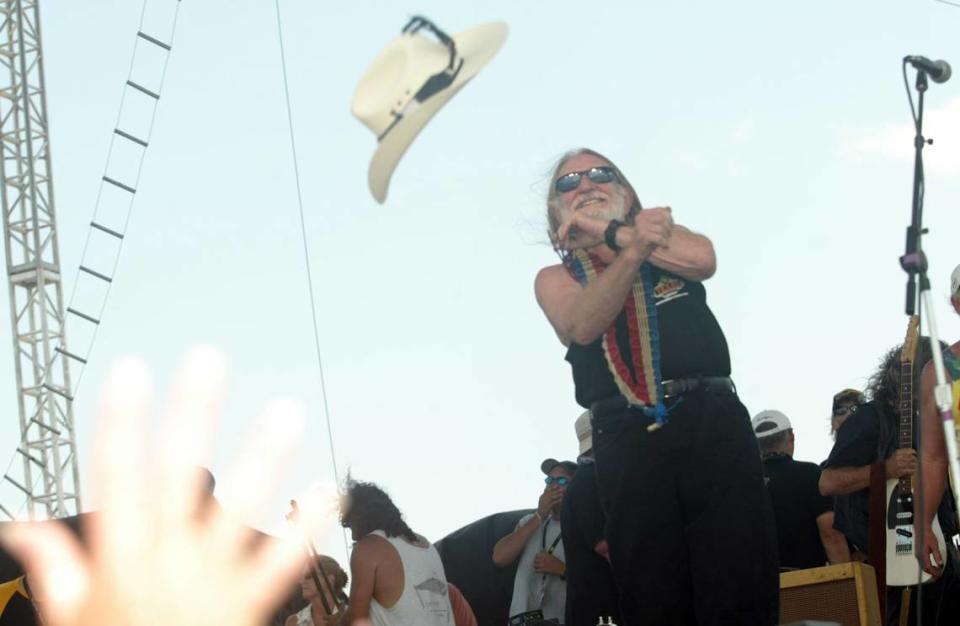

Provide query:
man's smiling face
left=553, top=153, right=631, bottom=225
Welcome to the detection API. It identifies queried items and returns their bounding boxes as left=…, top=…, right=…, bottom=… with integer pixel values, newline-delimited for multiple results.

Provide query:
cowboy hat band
left=376, top=17, right=465, bottom=141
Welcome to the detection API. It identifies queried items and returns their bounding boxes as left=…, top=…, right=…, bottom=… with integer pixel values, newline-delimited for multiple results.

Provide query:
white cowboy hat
left=352, top=17, right=508, bottom=203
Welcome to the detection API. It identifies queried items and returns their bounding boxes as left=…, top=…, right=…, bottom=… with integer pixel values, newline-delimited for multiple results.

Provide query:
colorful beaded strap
left=570, top=250, right=668, bottom=427
left=944, top=348, right=960, bottom=380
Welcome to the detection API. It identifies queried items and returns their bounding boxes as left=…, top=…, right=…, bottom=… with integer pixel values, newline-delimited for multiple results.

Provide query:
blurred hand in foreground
left=1, top=347, right=330, bottom=626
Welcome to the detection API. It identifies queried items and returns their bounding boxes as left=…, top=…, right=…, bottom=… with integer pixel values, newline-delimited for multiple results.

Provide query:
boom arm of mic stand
left=902, top=68, right=928, bottom=315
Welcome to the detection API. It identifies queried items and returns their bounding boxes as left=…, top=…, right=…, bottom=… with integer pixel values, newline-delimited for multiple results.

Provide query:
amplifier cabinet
left=779, top=563, right=881, bottom=626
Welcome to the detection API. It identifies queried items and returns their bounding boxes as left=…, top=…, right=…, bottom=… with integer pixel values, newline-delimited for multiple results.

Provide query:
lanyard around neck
left=540, top=518, right=562, bottom=554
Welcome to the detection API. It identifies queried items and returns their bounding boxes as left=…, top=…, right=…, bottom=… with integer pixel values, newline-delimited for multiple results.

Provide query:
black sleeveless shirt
left=565, top=264, right=731, bottom=408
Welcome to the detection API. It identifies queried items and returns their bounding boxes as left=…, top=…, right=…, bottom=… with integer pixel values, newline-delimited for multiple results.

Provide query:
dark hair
left=545, top=148, right=643, bottom=262
left=314, top=554, right=349, bottom=594
left=866, top=337, right=946, bottom=408
left=340, top=477, right=418, bottom=543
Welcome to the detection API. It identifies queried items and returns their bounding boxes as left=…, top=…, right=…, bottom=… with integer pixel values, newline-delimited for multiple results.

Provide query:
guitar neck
left=897, top=361, right=914, bottom=491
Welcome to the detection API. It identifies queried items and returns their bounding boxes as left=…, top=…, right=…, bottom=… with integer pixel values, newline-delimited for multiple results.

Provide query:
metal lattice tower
left=0, top=0, right=80, bottom=520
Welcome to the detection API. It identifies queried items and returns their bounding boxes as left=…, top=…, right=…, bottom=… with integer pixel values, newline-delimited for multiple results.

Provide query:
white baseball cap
left=575, top=410, right=592, bottom=455
left=752, top=410, right=792, bottom=438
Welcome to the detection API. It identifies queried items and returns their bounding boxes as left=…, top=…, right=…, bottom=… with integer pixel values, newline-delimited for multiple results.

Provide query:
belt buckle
left=662, top=377, right=693, bottom=399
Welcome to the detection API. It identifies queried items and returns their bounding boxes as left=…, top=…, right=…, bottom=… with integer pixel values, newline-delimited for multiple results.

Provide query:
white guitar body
left=884, top=316, right=947, bottom=586
left=884, top=477, right=946, bottom=586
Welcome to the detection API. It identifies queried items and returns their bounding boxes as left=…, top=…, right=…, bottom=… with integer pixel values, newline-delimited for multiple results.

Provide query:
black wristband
left=604, top=219, right=625, bottom=252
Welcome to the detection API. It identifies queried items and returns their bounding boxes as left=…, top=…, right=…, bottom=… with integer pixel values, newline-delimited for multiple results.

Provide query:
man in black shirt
left=561, top=410, right=620, bottom=626
left=821, top=341, right=953, bottom=625
left=535, top=148, right=778, bottom=625
left=752, top=410, right=849, bottom=569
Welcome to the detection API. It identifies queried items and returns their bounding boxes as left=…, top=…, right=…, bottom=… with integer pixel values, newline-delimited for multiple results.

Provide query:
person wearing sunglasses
left=492, top=458, right=576, bottom=625
left=534, top=148, right=778, bottom=626
left=829, top=388, right=865, bottom=440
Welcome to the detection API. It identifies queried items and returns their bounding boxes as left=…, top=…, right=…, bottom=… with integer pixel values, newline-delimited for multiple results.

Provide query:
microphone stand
left=898, top=64, right=960, bottom=601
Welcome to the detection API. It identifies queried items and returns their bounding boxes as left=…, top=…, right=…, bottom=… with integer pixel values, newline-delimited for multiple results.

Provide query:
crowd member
left=534, top=147, right=777, bottom=625
left=338, top=480, right=453, bottom=626
left=919, top=264, right=960, bottom=572
left=285, top=555, right=349, bottom=626
left=917, top=264, right=960, bottom=621
left=492, top=459, right=574, bottom=624
left=820, top=340, right=954, bottom=625
left=561, top=411, right=620, bottom=626
left=830, top=389, right=865, bottom=440
left=0, top=348, right=345, bottom=626
left=752, top=410, right=849, bottom=569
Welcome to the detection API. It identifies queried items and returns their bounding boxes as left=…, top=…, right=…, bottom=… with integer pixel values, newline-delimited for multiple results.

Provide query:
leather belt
left=591, top=376, right=736, bottom=420
left=661, top=375, right=736, bottom=398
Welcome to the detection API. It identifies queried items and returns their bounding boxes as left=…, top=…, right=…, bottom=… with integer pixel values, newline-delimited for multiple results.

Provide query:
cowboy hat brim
left=367, top=22, right=508, bottom=203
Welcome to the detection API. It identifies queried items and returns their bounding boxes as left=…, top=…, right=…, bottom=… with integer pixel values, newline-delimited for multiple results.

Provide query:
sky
left=1, top=0, right=959, bottom=567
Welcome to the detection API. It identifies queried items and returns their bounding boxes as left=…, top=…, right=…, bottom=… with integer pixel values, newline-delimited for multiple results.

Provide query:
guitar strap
left=869, top=459, right=887, bottom=616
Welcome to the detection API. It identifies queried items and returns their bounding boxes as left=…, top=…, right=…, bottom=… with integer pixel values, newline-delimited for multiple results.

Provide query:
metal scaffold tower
left=0, top=0, right=79, bottom=520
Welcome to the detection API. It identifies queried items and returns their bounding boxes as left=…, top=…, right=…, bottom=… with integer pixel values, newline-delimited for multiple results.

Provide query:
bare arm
left=338, top=539, right=377, bottom=625
left=539, top=209, right=714, bottom=346
left=535, top=247, right=647, bottom=346
left=919, top=362, right=948, bottom=526
left=622, top=224, right=716, bottom=281
left=819, top=466, right=871, bottom=496
left=816, top=511, right=850, bottom=564
left=492, top=515, right=541, bottom=567
left=820, top=451, right=916, bottom=496
left=918, top=361, right=950, bottom=576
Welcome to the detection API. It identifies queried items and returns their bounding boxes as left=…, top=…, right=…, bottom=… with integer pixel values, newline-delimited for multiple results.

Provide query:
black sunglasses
left=832, top=404, right=859, bottom=417
left=554, top=166, right=619, bottom=194
left=544, top=476, right=570, bottom=486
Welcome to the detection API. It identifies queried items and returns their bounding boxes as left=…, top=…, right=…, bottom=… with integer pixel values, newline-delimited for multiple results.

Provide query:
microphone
left=905, top=55, right=952, bottom=83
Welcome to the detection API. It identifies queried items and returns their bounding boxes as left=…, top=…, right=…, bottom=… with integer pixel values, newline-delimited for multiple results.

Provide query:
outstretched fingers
left=0, top=521, right=89, bottom=625
left=90, top=357, right=153, bottom=576
left=156, top=346, right=229, bottom=530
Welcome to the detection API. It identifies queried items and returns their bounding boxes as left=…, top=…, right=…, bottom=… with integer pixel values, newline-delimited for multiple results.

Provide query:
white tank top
left=294, top=605, right=313, bottom=626
left=367, top=530, right=452, bottom=626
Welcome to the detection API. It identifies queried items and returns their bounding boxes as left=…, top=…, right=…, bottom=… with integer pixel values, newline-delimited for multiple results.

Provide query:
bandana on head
left=569, top=250, right=668, bottom=426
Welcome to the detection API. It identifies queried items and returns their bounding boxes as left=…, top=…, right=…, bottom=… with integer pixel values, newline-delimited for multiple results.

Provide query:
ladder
left=0, top=0, right=182, bottom=521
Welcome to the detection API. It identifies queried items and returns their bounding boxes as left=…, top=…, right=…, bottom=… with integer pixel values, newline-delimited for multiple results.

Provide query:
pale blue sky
left=1, top=1, right=959, bottom=566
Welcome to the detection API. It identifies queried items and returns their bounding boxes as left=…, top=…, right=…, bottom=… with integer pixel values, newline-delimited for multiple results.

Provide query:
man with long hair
left=335, top=479, right=453, bottom=626
left=821, top=338, right=956, bottom=624
left=534, top=148, right=778, bottom=625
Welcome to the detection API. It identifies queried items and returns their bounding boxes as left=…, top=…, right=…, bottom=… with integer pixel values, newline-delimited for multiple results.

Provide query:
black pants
left=591, top=389, right=779, bottom=626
